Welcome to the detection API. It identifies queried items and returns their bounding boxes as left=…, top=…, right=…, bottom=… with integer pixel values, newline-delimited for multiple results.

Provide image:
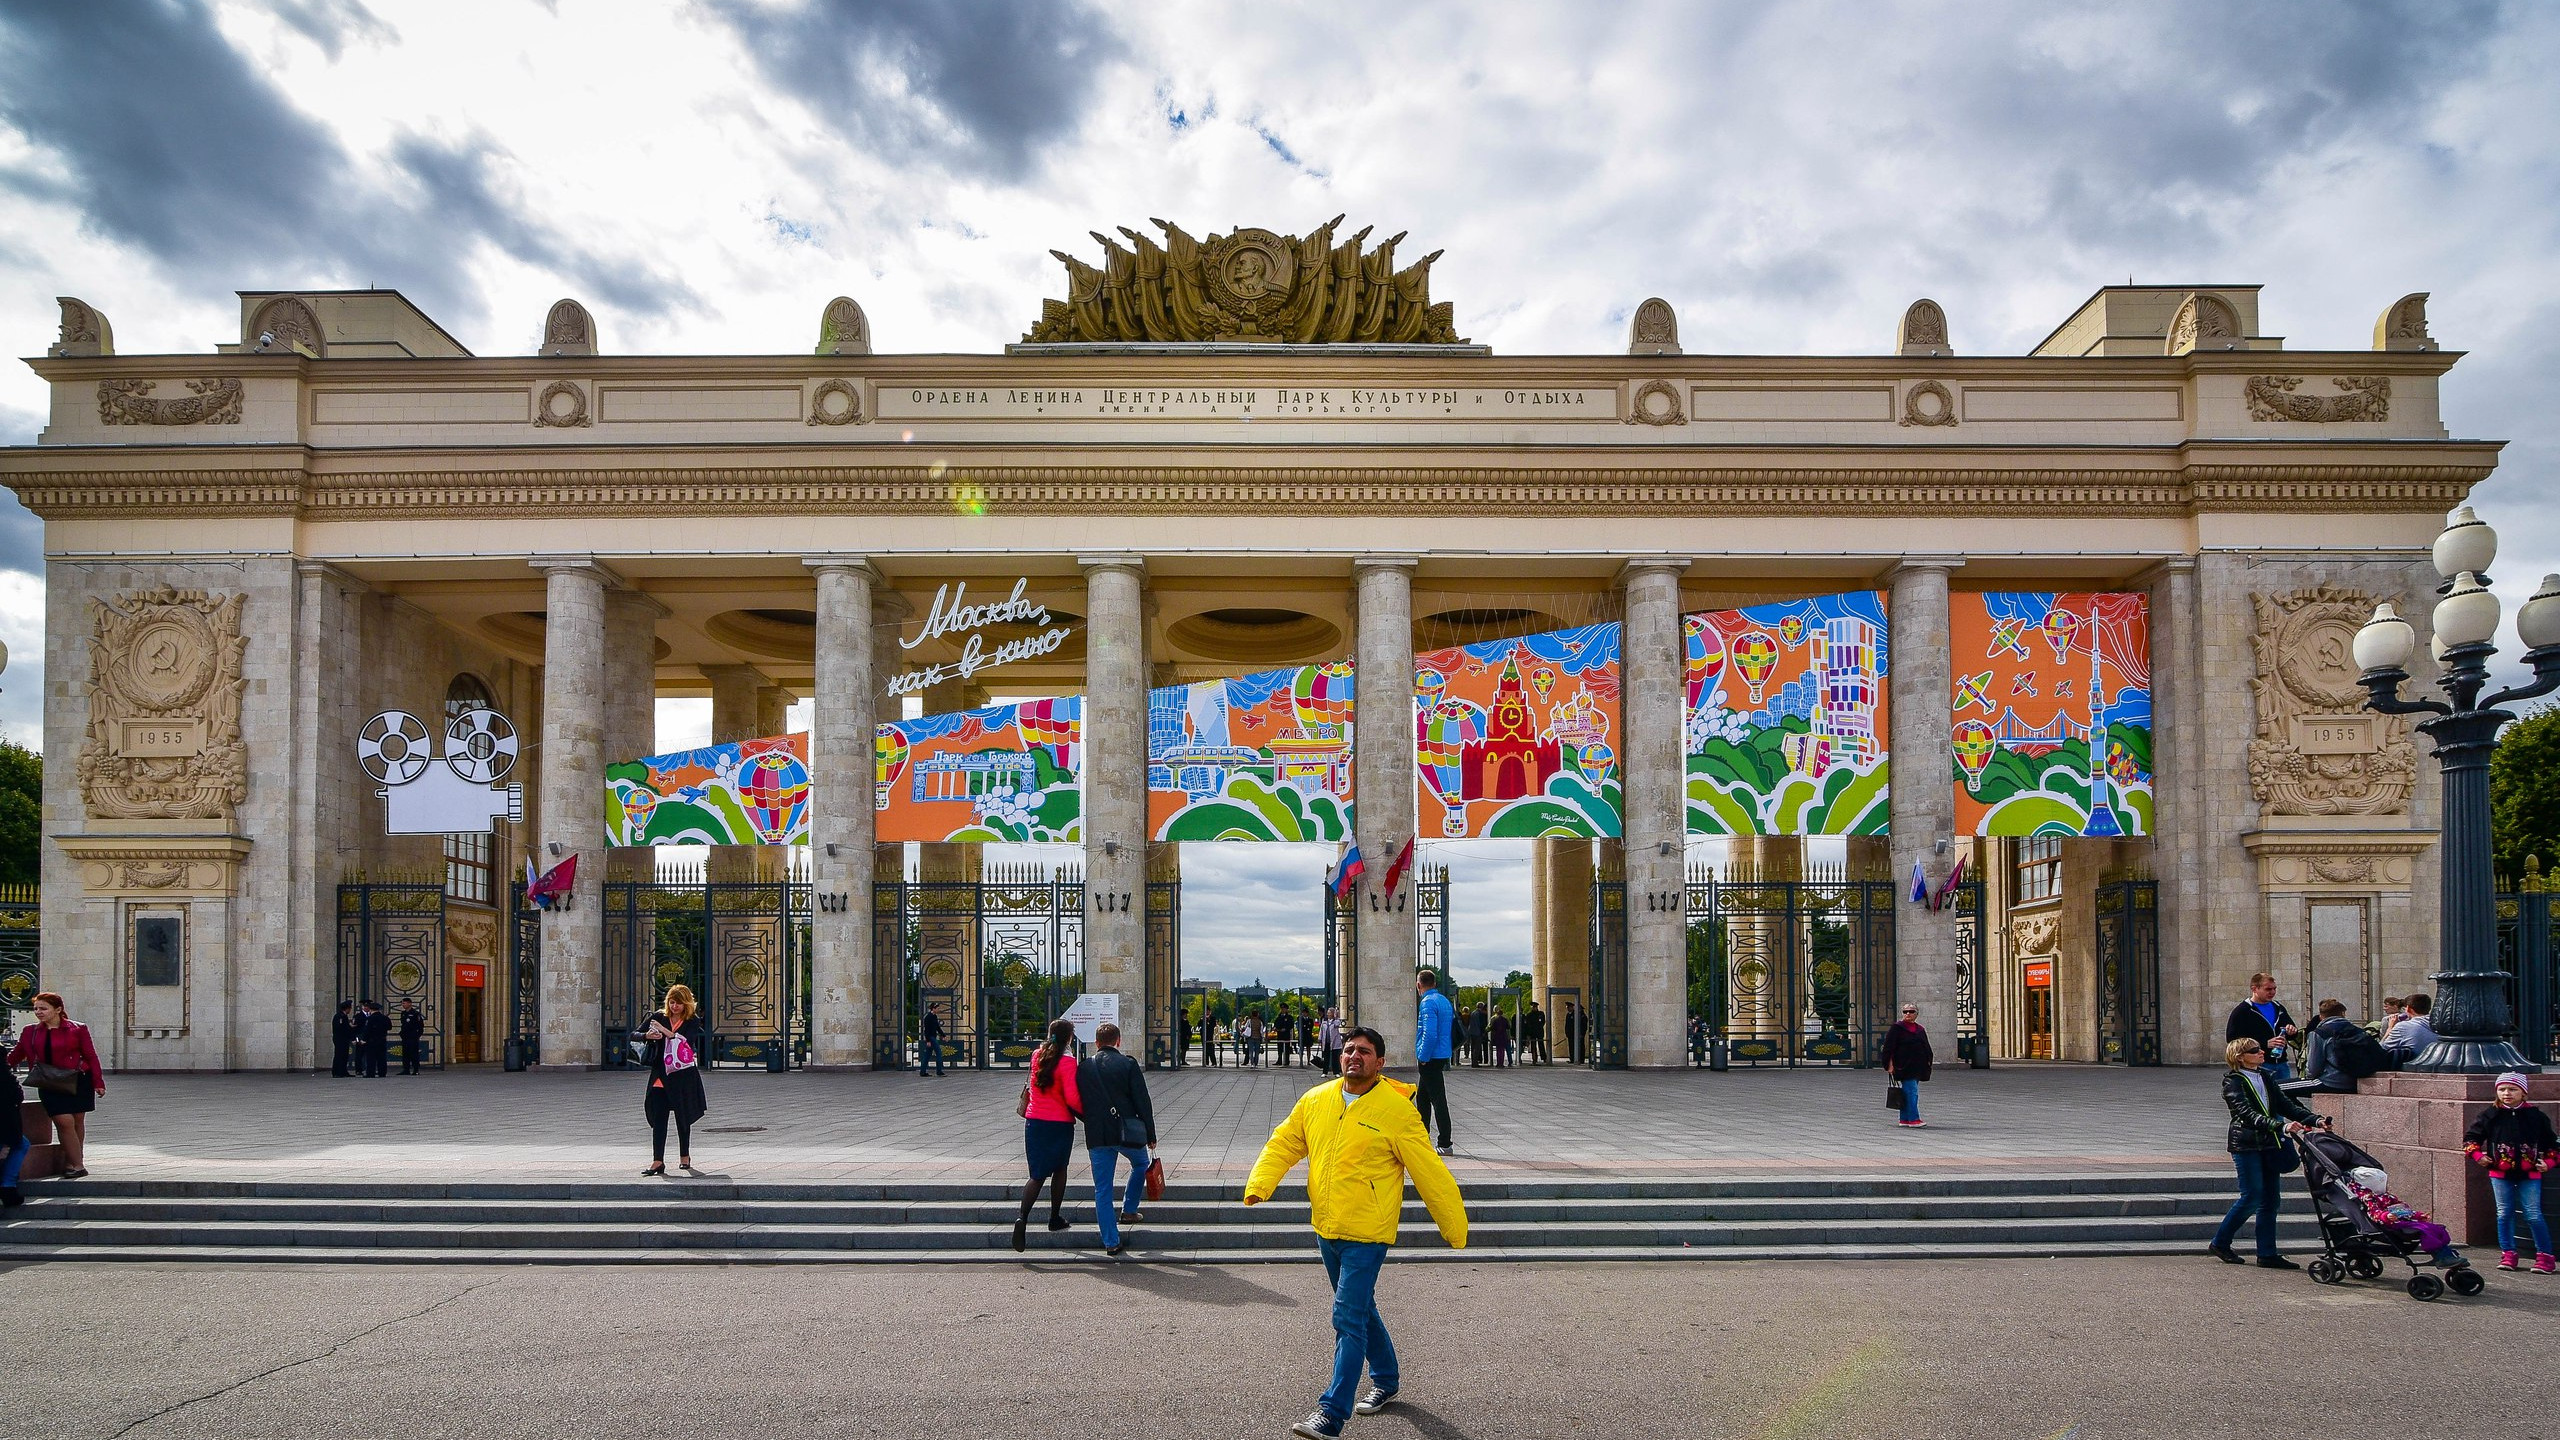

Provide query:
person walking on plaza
left=1244, top=1011, right=1265, bottom=1068
left=1319, top=1007, right=1343, bottom=1076
left=9, top=993, right=103, bottom=1179
left=1, top=1036, right=26, bottom=1205
left=2464, top=1071, right=2557, bottom=1272
left=1489, top=1008, right=1513, bottom=1068
left=1463, top=1004, right=1488, bottom=1067
left=1245, top=1026, right=1468, bottom=1439
left=330, top=1000, right=356, bottom=1078
left=1079, top=1022, right=1156, bottom=1257
left=2225, top=972, right=2301, bottom=1082
left=917, top=1001, right=947, bottom=1077
left=1014, top=1018, right=1082, bottom=1251
left=639, top=984, right=708, bottom=1176
left=2209, top=1035, right=2324, bottom=1268
left=398, top=1000, right=425, bottom=1075
left=1880, top=1004, right=1933, bottom=1128
left=1525, top=1001, right=1549, bottom=1065
left=1414, top=971, right=1457, bottom=1154
left=1202, top=1012, right=1223, bottom=1067
left=1563, top=1000, right=1584, bottom=1064
left=2384, top=992, right=2439, bottom=1064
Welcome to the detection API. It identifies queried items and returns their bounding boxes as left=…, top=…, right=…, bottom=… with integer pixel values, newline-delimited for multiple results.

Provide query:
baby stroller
left=2296, top=1126, right=2485, bottom=1300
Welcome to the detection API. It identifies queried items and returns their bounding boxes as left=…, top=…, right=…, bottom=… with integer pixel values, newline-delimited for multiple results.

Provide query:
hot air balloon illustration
left=1415, top=697, right=1486, bottom=837
left=1684, top=615, right=1727, bottom=711
left=1290, top=662, right=1355, bottom=739
left=1778, top=613, right=1806, bottom=648
left=1414, top=666, right=1449, bottom=704
left=875, top=726, right=909, bottom=811
left=1732, top=630, right=1780, bottom=704
left=1575, top=741, right=1615, bottom=789
left=1952, top=718, right=1997, bottom=790
left=1016, top=696, right=1082, bottom=773
left=2040, top=606, right=2082, bottom=664
left=617, top=784, right=658, bottom=841
left=738, top=748, right=812, bottom=844
left=1530, top=666, right=1557, bottom=701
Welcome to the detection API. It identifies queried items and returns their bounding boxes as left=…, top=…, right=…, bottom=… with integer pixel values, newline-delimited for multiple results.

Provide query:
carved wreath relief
left=79, top=586, right=250, bottom=820
left=96, top=379, right=244, bottom=426
left=2247, top=376, right=2390, bottom=423
left=2247, top=587, right=2416, bottom=816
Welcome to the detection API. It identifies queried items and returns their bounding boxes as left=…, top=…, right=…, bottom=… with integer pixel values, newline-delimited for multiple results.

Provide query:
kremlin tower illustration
left=1462, top=657, right=1563, bottom=801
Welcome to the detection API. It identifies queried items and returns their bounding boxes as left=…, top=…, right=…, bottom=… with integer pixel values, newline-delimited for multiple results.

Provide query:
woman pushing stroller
left=2210, top=1036, right=2327, bottom=1268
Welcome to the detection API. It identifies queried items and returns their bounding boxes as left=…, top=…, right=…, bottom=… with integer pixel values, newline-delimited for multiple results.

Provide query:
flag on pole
left=1330, top=840, right=1366, bottom=897
left=1378, top=837, right=1417, bottom=897
left=1909, top=861, right=1928, bottom=906
left=1930, top=854, right=1968, bottom=913
left=529, top=853, right=578, bottom=910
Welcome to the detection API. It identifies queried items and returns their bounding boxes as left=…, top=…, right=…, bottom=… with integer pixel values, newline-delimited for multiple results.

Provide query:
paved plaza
left=64, top=1062, right=2225, bottom=1187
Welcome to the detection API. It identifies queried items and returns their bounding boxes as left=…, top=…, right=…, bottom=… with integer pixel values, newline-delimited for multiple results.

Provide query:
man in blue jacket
left=1414, top=969, right=1457, bottom=1154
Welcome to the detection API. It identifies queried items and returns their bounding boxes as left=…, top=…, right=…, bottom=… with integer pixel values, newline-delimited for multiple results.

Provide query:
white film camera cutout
left=361, top=707, right=525, bottom=835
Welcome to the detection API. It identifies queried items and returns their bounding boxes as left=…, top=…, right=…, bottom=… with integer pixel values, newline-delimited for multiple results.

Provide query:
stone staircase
left=0, top=1171, right=2312, bottom=1265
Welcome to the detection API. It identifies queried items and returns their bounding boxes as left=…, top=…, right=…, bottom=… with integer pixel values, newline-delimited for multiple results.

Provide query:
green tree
left=2492, top=708, right=2560, bottom=885
left=0, top=740, right=34, bottom=887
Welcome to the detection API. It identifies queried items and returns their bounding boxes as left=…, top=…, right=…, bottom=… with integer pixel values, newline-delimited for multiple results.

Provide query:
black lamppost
left=2352, top=506, right=2560, bottom=1073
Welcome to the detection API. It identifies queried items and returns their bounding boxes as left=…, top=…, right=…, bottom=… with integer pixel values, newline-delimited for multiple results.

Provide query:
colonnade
left=529, top=554, right=1992, bottom=1070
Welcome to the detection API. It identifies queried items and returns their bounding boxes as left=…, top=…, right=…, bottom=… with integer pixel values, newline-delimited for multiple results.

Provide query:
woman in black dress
left=640, top=984, right=709, bottom=1176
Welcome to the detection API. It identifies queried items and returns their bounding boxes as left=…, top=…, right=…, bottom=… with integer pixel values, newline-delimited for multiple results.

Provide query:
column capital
left=293, top=559, right=366, bottom=590
left=2127, top=556, right=2198, bottom=586
left=1886, top=555, right=1967, bottom=580
left=1616, top=557, right=1692, bottom=583
left=529, top=554, right=628, bottom=588
left=1077, top=554, right=1147, bottom=576
left=605, top=587, right=670, bottom=619
left=870, top=587, right=917, bottom=625
left=700, top=662, right=774, bottom=689
left=803, top=554, right=882, bottom=581
left=1352, top=554, right=1420, bottom=574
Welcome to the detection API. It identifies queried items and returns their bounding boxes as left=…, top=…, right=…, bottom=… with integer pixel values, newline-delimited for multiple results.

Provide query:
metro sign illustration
left=360, top=707, right=524, bottom=834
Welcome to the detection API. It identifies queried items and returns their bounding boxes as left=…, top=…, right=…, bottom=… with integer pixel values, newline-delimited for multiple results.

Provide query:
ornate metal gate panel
left=1415, top=861, right=1450, bottom=979
left=604, top=879, right=806, bottom=1069
left=1320, top=882, right=1355, bottom=1025
left=873, top=874, right=911, bottom=1069
left=1586, top=860, right=1628, bottom=1068
left=2500, top=879, right=2560, bottom=1065
left=1146, top=864, right=1181, bottom=1068
left=877, top=864, right=1084, bottom=1070
left=508, top=881, right=541, bottom=1067
left=335, top=876, right=448, bottom=1069
left=2093, top=876, right=2162, bottom=1065
left=1951, top=876, right=1990, bottom=1067
left=1684, top=869, right=1895, bottom=1067
left=0, top=883, right=38, bottom=1020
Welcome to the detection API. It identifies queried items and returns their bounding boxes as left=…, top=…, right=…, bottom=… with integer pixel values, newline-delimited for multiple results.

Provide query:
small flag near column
left=1378, top=837, right=1417, bottom=897
left=1329, top=840, right=1366, bottom=897
left=1909, top=861, right=1928, bottom=906
left=1929, top=854, right=1968, bottom=913
left=528, top=853, right=578, bottom=910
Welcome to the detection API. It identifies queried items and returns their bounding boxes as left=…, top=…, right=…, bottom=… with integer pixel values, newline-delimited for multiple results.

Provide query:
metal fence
left=2500, top=873, right=2560, bottom=1065
left=335, top=874, right=447, bottom=1070
left=0, top=882, right=37, bottom=1021
left=1684, top=863, right=1898, bottom=1068
left=603, top=878, right=808, bottom=1071
left=871, top=863, right=1085, bottom=1071
left=2094, top=875, right=2164, bottom=1065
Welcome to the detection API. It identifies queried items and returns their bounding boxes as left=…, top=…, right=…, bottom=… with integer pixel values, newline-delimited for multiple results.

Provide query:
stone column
left=1888, top=559, right=1962, bottom=1027
left=1544, top=838, right=1594, bottom=1059
left=1527, top=839, right=1552, bottom=999
left=806, top=557, right=878, bottom=1068
left=756, top=684, right=792, bottom=740
left=1080, top=556, right=1149, bottom=1036
left=1353, top=556, right=1420, bottom=1065
left=603, top=590, right=664, bottom=883
left=2143, top=559, right=2207, bottom=1057
left=290, top=562, right=368, bottom=1070
left=1621, top=559, right=1691, bottom=1067
left=532, top=557, right=616, bottom=1068
left=704, top=664, right=769, bottom=745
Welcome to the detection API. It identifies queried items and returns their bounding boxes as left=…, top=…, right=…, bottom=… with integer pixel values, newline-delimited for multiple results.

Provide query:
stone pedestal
left=17, top=1100, right=61, bottom=1179
left=2310, top=1072, right=2560, bottom=1247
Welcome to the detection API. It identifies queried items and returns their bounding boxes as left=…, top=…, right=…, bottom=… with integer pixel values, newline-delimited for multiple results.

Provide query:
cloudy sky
left=3, top=1, right=2556, bottom=982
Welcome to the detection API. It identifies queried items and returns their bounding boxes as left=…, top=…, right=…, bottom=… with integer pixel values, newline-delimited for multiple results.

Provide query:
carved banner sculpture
left=1414, top=624, right=1620, bottom=839
left=1684, top=592, right=1891, bottom=836
left=79, top=586, right=249, bottom=820
left=1950, top=592, right=2153, bottom=837
left=1147, top=663, right=1355, bottom=841
left=2247, top=587, right=2416, bottom=816
left=1025, top=218, right=1467, bottom=345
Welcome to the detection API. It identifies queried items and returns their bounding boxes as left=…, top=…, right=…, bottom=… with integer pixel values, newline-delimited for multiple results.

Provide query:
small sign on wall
left=454, top=962, right=486, bottom=990
left=2024, top=960, right=2053, bottom=990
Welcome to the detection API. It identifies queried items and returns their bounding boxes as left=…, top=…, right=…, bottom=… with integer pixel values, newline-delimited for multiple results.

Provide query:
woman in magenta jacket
left=1013, top=1018, right=1082, bottom=1251
left=9, top=992, right=104, bottom=1178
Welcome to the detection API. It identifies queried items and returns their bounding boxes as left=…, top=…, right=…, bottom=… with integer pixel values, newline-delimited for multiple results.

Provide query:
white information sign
left=1062, top=992, right=1121, bottom=1047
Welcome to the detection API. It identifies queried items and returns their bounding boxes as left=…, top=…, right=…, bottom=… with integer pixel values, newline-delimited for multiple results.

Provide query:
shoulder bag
left=22, top=1026, right=81, bottom=1094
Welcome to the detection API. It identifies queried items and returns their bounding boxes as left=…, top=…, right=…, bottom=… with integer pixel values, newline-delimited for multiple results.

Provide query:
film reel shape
left=357, top=710, right=432, bottom=784
left=445, top=707, right=519, bottom=784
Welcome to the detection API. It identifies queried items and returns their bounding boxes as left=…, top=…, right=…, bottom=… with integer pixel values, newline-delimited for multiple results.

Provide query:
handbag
left=23, top=1027, right=80, bottom=1094
left=1143, top=1156, right=1166, bottom=1202
left=1120, top=1114, right=1149, bottom=1147
left=2275, top=1137, right=2302, bottom=1174
left=1015, top=1084, right=1030, bottom=1118
left=1885, top=1081, right=1902, bottom=1110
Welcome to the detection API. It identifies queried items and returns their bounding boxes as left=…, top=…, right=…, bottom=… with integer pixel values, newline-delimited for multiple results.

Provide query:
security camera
left=252, top=331, right=276, bottom=353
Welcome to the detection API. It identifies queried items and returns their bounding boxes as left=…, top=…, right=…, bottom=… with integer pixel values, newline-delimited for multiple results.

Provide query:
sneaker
left=1291, top=1411, right=1344, bottom=1439
left=1436, top=1142, right=1455, bottom=1155
left=1104, top=1243, right=1123, bottom=1257
left=1121, top=1210, right=1144, bottom=1224
left=2499, top=1250, right=2519, bottom=1271
left=1355, top=1385, right=1399, bottom=1415
left=2256, top=1255, right=2300, bottom=1270
left=1898, top=1120, right=1926, bottom=1128
left=2538, top=1254, right=2557, bottom=1275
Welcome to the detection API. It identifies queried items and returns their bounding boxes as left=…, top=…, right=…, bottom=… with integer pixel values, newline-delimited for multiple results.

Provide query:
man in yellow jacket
left=1245, top=1025, right=1467, bottom=1438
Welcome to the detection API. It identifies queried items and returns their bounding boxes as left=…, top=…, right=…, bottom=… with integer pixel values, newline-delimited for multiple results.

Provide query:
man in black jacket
left=2225, top=972, right=2301, bottom=1082
left=1079, top=1022, right=1157, bottom=1256
left=361, top=1002, right=392, bottom=1078
left=398, top=1001, right=425, bottom=1075
left=330, top=1001, right=356, bottom=1078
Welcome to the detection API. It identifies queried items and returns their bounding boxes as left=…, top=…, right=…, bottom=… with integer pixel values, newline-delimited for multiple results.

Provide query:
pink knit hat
left=2496, top=1071, right=2531, bottom=1091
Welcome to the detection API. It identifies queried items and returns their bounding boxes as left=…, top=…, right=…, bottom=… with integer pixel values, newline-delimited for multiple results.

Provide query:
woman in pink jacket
left=10, top=992, right=105, bottom=1178
left=1014, top=1018, right=1082, bottom=1251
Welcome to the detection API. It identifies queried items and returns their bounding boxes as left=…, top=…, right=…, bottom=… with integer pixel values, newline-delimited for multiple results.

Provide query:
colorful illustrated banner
left=877, top=697, right=1083, bottom=843
left=1684, top=592, right=1891, bottom=836
left=1414, top=623, right=1621, bottom=839
left=608, top=733, right=811, bottom=846
left=1950, top=592, right=2152, bottom=837
left=1148, top=663, right=1356, bottom=841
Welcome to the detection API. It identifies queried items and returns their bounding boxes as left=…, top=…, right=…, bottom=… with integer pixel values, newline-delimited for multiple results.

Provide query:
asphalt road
left=5, top=1256, right=2551, bottom=1440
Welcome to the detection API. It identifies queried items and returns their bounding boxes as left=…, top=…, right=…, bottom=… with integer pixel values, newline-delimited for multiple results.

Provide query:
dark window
left=443, top=673, right=500, bottom=903
left=134, top=915, right=182, bottom=986
left=2015, top=835, right=2062, bottom=905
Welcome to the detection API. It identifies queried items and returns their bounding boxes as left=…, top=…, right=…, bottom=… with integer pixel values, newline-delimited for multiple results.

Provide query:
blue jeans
left=1897, top=1079, right=1920, bottom=1123
left=1316, top=1238, right=1397, bottom=1423
left=2262, top=1057, right=2295, bottom=1083
left=2491, top=1175, right=2554, bottom=1256
left=1, top=1134, right=24, bottom=1189
left=1089, top=1146, right=1149, bottom=1248
left=2212, top=1149, right=2286, bottom=1257
left=917, top=1036, right=945, bottom=1076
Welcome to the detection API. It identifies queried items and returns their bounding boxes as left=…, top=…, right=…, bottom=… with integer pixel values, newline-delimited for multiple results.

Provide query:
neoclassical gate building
left=4, top=226, right=2478, bottom=1072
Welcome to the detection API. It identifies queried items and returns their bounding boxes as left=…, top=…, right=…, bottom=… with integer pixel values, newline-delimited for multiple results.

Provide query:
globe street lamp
left=2353, top=505, right=2560, bottom=1072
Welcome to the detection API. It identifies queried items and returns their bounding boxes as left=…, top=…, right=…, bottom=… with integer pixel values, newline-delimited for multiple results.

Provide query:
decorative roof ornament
left=2373, top=293, right=2435, bottom=352
left=2166, top=292, right=2244, bottom=355
left=1628, top=298, right=1679, bottom=356
left=1023, top=218, right=1467, bottom=345
left=540, top=298, right=597, bottom=357
left=1898, top=299, right=1951, bottom=357
left=52, top=297, right=112, bottom=357
left=246, top=295, right=324, bottom=358
left=817, top=296, right=870, bottom=355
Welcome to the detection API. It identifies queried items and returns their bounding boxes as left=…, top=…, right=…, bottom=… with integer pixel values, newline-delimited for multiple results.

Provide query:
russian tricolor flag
left=1330, top=841, right=1367, bottom=897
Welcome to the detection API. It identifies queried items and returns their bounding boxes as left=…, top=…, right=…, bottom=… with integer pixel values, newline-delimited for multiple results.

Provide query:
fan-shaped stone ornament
left=540, top=298, right=597, bottom=357
left=2166, top=292, right=2244, bottom=355
left=2373, top=293, right=2434, bottom=352
left=817, top=296, right=871, bottom=355
left=52, top=297, right=112, bottom=357
left=1628, top=298, right=1679, bottom=356
left=1898, top=299, right=1951, bottom=357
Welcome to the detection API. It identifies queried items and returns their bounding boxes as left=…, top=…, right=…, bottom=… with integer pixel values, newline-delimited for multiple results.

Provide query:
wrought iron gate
left=1146, top=864, right=1181, bottom=1068
left=507, top=880, right=540, bottom=1067
left=871, top=864, right=1083, bottom=1070
left=2498, top=875, right=2560, bottom=1065
left=0, top=883, right=37, bottom=1020
left=604, top=878, right=809, bottom=1070
left=1586, top=869, right=1629, bottom=1067
left=1682, top=866, right=1895, bottom=1067
left=1415, top=860, right=1450, bottom=979
left=2093, top=875, right=2163, bottom=1065
left=1949, top=876, right=1990, bottom=1067
left=336, top=875, right=448, bottom=1070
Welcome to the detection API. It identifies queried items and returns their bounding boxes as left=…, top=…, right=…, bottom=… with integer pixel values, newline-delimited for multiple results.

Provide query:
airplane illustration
left=2054, top=679, right=2074, bottom=699
left=1955, top=670, right=1996, bottom=715
left=1988, top=615, right=2033, bottom=660
left=2010, top=673, right=2038, bottom=697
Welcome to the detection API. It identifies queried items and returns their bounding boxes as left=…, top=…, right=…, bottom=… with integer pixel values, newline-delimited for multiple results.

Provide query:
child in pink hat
left=2464, top=1072, right=2556, bottom=1272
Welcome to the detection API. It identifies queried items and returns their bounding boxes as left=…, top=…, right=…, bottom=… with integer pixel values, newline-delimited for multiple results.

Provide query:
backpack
left=2332, top=1025, right=2390, bottom=1080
